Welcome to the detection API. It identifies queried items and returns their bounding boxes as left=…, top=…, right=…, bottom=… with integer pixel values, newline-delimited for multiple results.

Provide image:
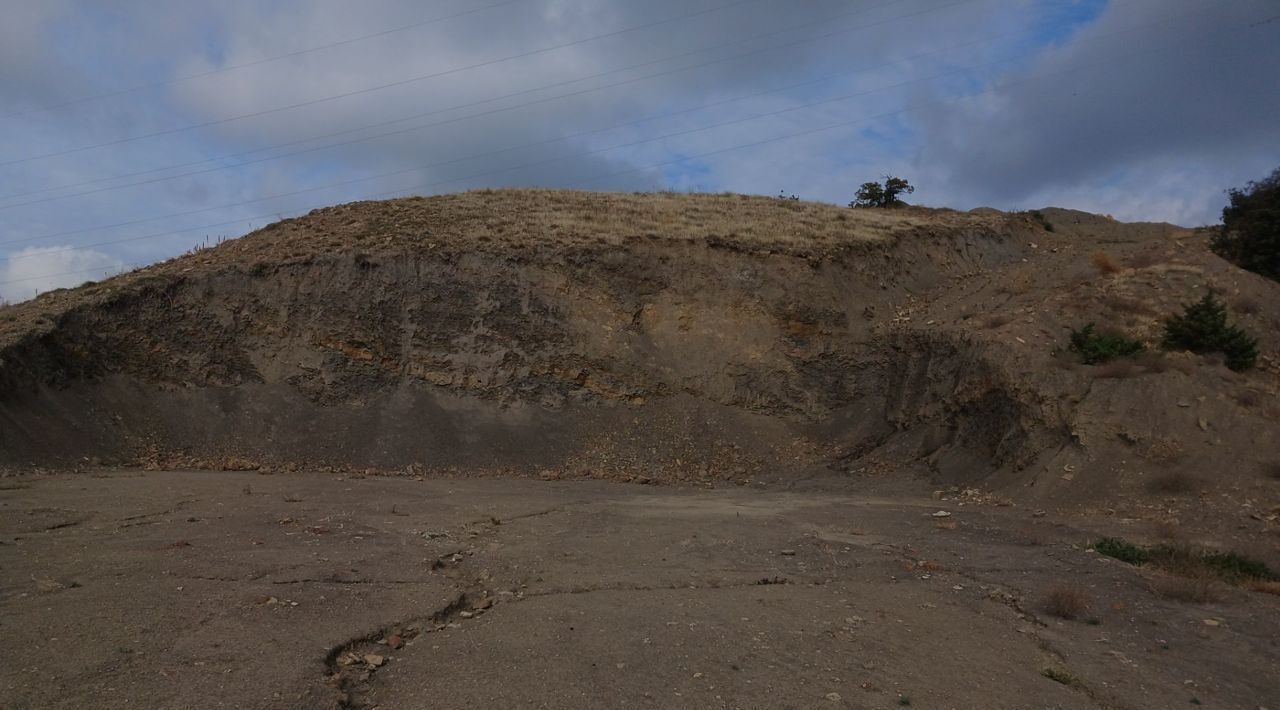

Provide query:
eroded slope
left=1, top=191, right=1277, bottom=516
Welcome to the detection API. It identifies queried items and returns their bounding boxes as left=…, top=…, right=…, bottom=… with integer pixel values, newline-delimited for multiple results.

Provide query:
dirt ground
left=2, top=469, right=1277, bottom=709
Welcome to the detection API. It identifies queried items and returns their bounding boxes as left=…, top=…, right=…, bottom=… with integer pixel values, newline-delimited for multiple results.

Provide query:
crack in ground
left=523, top=577, right=820, bottom=598
left=270, top=578, right=435, bottom=586
left=117, top=499, right=199, bottom=528
left=461, top=500, right=592, bottom=529
left=38, top=518, right=87, bottom=532
left=322, top=589, right=480, bottom=709
left=938, top=565, right=1131, bottom=710
left=317, top=574, right=817, bottom=709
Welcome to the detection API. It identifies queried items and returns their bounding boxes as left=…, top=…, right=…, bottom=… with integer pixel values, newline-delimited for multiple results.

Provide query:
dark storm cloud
left=914, top=0, right=1280, bottom=222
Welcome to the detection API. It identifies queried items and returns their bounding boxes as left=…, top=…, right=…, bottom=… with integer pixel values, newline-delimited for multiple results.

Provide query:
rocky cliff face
left=2, top=191, right=1277, bottom=510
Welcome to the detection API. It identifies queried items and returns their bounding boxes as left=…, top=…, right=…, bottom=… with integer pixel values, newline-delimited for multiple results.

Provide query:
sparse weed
left=1027, top=209, right=1055, bottom=232
left=1265, top=462, right=1280, bottom=480
left=1231, top=294, right=1261, bottom=315
left=1092, top=359, right=1142, bottom=378
left=982, top=314, right=1013, bottom=329
left=1233, top=389, right=1264, bottom=408
left=1093, top=537, right=1150, bottom=565
left=1134, top=350, right=1172, bottom=373
left=1041, top=668, right=1078, bottom=686
left=1101, top=293, right=1156, bottom=316
left=1245, top=580, right=1280, bottom=596
left=1094, top=537, right=1278, bottom=585
left=1043, top=586, right=1089, bottom=620
left=1150, top=519, right=1182, bottom=540
left=1090, top=251, right=1122, bottom=275
left=1126, top=249, right=1163, bottom=270
left=1145, top=472, right=1200, bottom=495
left=1149, top=572, right=1219, bottom=603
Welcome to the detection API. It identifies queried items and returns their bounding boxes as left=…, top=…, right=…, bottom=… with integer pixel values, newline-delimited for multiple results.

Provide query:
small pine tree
left=1162, top=292, right=1258, bottom=371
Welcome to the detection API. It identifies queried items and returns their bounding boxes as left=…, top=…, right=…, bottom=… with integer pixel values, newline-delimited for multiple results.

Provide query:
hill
left=1, top=190, right=1277, bottom=521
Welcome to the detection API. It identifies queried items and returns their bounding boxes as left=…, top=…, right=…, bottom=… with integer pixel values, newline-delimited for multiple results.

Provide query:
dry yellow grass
left=0, top=189, right=1013, bottom=349
left=1245, top=580, right=1280, bottom=596
left=1090, top=250, right=1122, bottom=275
left=1150, top=572, right=1219, bottom=603
left=1043, top=586, right=1090, bottom=620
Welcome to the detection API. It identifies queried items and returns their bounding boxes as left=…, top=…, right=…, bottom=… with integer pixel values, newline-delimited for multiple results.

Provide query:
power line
left=1, top=39, right=1011, bottom=253
left=0, top=0, right=923, bottom=205
left=0, top=13, right=1255, bottom=292
left=0, top=0, right=974, bottom=219
left=0, top=0, right=536, bottom=120
left=0, top=4, right=1218, bottom=267
left=0, top=0, right=769, bottom=168
left=0, top=0, right=1078, bottom=251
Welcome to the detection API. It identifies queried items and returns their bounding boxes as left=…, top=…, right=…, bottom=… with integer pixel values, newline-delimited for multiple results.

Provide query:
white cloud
left=0, top=246, right=124, bottom=303
left=1, top=0, right=1277, bottom=279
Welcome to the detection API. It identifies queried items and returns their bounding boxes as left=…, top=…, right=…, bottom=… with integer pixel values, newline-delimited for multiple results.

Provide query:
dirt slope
left=1, top=190, right=1278, bottom=518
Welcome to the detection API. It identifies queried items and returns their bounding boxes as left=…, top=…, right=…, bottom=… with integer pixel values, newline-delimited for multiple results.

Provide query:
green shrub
left=1028, top=209, right=1055, bottom=232
left=1198, top=550, right=1276, bottom=584
left=1212, top=167, right=1279, bottom=281
left=1161, top=292, right=1258, bottom=371
left=1094, top=537, right=1150, bottom=565
left=1094, top=537, right=1277, bottom=583
left=1069, top=324, right=1145, bottom=364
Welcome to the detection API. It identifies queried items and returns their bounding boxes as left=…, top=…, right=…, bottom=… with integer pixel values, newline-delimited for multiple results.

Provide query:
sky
left=1, top=0, right=1277, bottom=302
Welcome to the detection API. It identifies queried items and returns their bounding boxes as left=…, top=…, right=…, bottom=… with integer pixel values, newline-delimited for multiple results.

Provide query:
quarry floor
left=1, top=470, right=1277, bottom=710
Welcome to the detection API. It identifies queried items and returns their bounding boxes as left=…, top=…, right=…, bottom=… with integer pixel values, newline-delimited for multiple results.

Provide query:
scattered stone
left=1202, top=619, right=1220, bottom=627
left=459, top=610, right=475, bottom=619
left=825, top=692, right=842, bottom=702
left=386, top=635, right=404, bottom=649
left=780, top=549, right=797, bottom=556
left=931, top=511, right=952, bottom=518
left=363, top=654, right=385, bottom=667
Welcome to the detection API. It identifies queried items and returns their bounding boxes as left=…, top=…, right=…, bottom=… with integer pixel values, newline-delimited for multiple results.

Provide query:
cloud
left=0, top=246, right=124, bottom=303
left=1, top=0, right=1277, bottom=283
left=911, top=0, right=1280, bottom=223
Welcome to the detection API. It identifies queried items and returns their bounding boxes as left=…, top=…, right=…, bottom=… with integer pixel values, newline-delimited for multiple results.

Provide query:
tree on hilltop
left=850, top=176, right=914, bottom=208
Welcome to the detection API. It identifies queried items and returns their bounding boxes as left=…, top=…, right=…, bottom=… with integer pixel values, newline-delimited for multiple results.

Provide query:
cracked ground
left=1, top=471, right=1277, bottom=709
